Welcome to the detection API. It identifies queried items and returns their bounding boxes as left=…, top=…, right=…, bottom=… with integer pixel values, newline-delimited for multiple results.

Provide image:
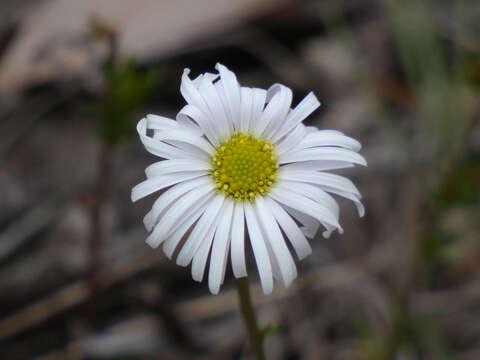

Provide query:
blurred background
left=0, top=0, right=479, bottom=359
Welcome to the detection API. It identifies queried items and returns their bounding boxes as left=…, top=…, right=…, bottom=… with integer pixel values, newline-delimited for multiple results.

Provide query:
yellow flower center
left=211, top=131, right=278, bottom=201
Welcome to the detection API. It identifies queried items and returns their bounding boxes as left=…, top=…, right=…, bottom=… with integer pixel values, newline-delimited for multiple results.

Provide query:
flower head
left=132, top=64, right=366, bottom=294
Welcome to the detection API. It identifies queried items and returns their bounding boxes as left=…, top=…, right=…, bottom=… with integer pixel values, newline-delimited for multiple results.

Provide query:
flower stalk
left=235, top=276, right=266, bottom=360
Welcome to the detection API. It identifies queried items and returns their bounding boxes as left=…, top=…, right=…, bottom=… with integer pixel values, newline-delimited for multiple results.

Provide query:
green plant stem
left=235, top=277, right=265, bottom=360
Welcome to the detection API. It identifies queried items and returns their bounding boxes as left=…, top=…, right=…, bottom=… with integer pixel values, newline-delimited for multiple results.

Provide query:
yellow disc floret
left=211, top=131, right=278, bottom=201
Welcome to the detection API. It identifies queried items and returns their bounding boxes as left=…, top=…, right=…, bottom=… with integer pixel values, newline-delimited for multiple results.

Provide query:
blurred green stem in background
left=88, top=17, right=157, bottom=147
left=85, top=17, right=157, bottom=327
left=383, top=0, right=475, bottom=167
left=235, top=277, right=266, bottom=360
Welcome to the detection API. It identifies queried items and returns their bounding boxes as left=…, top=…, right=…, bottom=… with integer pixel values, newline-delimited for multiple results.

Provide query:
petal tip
left=145, top=236, right=159, bottom=248
left=131, top=189, right=139, bottom=203
left=263, top=286, right=273, bottom=295
left=176, top=257, right=189, bottom=267
left=209, top=284, right=220, bottom=295
left=298, top=248, right=313, bottom=260
left=192, top=273, right=203, bottom=282
left=322, top=230, right=332, bottom=238
left=358, top=155, right=368, bottom=166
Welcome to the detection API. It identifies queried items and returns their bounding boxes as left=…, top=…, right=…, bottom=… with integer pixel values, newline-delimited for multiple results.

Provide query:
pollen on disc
left=210, top=131, right=278, bottom=200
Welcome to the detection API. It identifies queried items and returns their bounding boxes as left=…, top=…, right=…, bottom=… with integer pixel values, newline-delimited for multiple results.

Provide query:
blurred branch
left=84, top=17, right=119, bottom=327
left=85, top=141, right=112, bottom=325
left=0, top=241, right=158, bottom=341
left=83, top=15, right=156, bottom=326
left=0, top=199, right=58, bottom=263
left=413, top=280, right=480, bottom=316
left=0, top=92, right=72, bottom=161
left=2, top=234, right=479, bottom=353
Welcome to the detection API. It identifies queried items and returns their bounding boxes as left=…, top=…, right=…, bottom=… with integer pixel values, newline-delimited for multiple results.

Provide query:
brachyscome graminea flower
left=132, top=64, right=366, bottom=294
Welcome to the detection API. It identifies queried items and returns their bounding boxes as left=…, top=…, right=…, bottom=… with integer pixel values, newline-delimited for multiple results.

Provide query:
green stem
left=235, top=277, right=266, bottom=360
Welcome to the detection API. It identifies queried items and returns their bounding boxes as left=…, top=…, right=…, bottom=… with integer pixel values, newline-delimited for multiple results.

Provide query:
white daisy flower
left=131, top=63, right=366, bottom=295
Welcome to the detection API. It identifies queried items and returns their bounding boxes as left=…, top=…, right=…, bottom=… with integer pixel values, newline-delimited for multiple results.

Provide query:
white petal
left=146, top=114, right=180, bottom=130
left=282, top=204, right=320, bottom=239
left=280, top=160, right=355, bottom=171
left=145, top=159, right=210, bottom=178
left=324, top=187, right=365, bottom=217
left=136, top=118, right=185, bottom=159
left=180, top=68, right=215, bottom=121
left=190, top=221, right=216, bottom=282
left=310, top=129, right=343, bottom=135
left=239, top=87, right=253, bottom=132
left=198, top=75, right=232, bottom=139
left=177, top=105, right=221, bottom=145
left=131, top=172, right=207, bottom=202
left=262, top=234, right=282, bottom=284
left=162, top=192, right=214, bottom=258
left=192, top=72, right=218, bottom=86
left=175, top=113, right=203, bottom=137
left=274, top=180, right=341, bottom=237
left=279, top=169, right=361, bottom=197
left=208, top=199, right=234, bottom=294
left=215, top=63, right=241, bottom=128
left=176, top=194, right=225, bottom=266
left=299, top=130, right=362, bottom=151
left=272, top=92, right=321, bottom=143
left=244, top=201, right=273, bottom=294
left=281, top=171, right=365, bottom=218
left=230, top=202, right=246, bottom=278
left=269, top=186, right=342, bottom=233
left=275, top=124, right=307, bottom=156
left=276, top=180, right=339, bottom=218
left=278, top=147, right=367, bottom=166
left=145, top=184, right=214, bottom=247
left=161, top=185, right=214, bottom=238
left=215, top=82, right=230, bottom=129
left=162, top=139, right=209, bottom=161
left=154, top=129, right=215, bottom=155
left=254, top=196, right=297, bottom=287
left=143, top=176, right=213, bottom=231
left=264, top=196, right=312, bottom=259
left=248, top=88, right=267, bottom=134
left=259, top=84, right=292, bottom=138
